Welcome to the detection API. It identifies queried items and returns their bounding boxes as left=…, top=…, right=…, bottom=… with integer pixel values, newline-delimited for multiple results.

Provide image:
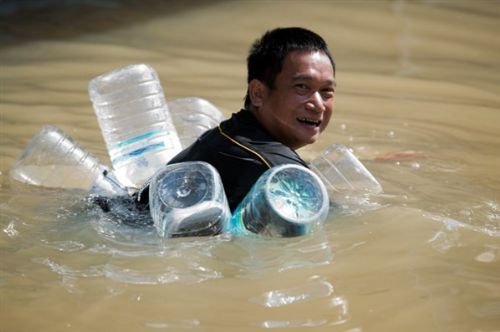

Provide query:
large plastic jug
left=230, top=164, right=329, bottom=237
left=148, top=161, right=231, bottom=237
left=89, top=64, right=182, bottom=189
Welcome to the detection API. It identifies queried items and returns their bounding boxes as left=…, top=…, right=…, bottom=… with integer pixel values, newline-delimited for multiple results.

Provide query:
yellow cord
left=217, top=124, right=272, bottom=169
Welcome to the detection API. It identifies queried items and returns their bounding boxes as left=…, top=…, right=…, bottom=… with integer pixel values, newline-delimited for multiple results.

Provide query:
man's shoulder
left=171, top=108, right=307, bottom=168
left=169, top=126, right=224, bottom=162
left=223, top=109, right=308, bottom=168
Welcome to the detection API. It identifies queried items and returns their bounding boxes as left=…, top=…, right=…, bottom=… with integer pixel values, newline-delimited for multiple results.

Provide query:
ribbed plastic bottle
left=88, top=64, right=182, bottom=189
left=148, top=161, right=230, bottom=238
left=309, top=144, right=383, bottom=201
left=167, top=97, right=226, bottom=148
left=9, top=125, right=126, bottom=195
left=230, top=164, right=329, bottom=237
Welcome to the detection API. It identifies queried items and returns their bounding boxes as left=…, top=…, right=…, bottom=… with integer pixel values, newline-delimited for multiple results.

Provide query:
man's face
left=253, top=50, right=336, bottom=150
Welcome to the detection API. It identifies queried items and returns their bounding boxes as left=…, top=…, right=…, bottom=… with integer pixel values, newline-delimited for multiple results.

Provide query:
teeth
left=297, top=117, right=321, bottom=127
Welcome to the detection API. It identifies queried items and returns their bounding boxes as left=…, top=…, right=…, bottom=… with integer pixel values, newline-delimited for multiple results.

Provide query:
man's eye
left=321, top=89, right=335, bottom=99
left=295, top=84, right=309, bottom=93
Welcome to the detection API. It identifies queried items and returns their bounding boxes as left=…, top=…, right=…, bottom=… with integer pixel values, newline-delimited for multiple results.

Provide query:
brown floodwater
left=1, top=1, right=499, bottom=331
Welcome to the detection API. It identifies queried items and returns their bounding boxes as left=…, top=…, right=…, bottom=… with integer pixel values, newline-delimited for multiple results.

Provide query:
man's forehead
left=283, top=50, right=334, bottom=73
left=292, top=74, right=336, bottom=85
left=284, top=49, right=333, bottom=65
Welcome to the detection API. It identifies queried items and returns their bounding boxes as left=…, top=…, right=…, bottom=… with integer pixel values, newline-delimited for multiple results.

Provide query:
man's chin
left=293, top=135, right=319, bottom=150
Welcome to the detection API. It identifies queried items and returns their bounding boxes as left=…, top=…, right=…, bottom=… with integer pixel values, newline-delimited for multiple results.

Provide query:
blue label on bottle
left=112, top=142, right=166, bottom=165
left=114, top=129, right=163, bottom=149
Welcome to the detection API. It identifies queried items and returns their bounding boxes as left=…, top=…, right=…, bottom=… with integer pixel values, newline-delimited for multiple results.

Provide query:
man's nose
left=307, top=91, right=326, bottom=113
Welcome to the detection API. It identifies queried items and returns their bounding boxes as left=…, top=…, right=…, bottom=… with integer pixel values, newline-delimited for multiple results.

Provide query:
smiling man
left=138, top=27, right=336, bottom=211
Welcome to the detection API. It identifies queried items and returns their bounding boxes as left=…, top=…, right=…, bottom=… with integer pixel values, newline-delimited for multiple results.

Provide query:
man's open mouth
left=297, top=117, right=321, bottom=127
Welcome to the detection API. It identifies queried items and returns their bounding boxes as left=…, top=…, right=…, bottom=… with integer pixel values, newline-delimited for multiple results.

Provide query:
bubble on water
left=411, top=162, right=420, bottom=170
left=475, top=251, right=496, bottom=263
left=3, top=221, right=19, bottom=237
left=340, top=123, right=347, bottom=130
left=388, top=130, right=395, bottom=138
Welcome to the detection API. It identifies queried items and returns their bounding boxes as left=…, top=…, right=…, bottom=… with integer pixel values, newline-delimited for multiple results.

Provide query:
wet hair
left=244, top=27, right=335, bottom=109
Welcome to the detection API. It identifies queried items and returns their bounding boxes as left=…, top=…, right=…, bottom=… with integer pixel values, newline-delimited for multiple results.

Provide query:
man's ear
left=248, top=79, right=266, bottom=108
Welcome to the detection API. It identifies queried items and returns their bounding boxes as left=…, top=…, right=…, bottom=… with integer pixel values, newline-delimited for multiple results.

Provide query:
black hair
left=244, top=27, right=335, bottom=109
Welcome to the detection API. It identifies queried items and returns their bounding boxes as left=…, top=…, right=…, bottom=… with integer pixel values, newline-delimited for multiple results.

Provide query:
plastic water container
left=309, top=144, right=383, bottom=200
left=148, top=161, right=231, bottom=238
left=230, top=164, right=329, bottom=237
left=89, top=64, right=182, bottom=189
left=168, top=97, right=225, bottom=148
left=9, top=125, right=126, bottom=195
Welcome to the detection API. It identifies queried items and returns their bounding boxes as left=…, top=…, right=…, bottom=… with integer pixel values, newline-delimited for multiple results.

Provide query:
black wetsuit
left=94, top=109, right=308, bottom=225
left=139, top=109, right=308, bottom=211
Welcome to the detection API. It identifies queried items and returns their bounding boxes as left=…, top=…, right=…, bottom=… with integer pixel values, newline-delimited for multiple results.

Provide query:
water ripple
left=251, top=277, right=334, bottom=308
left=144, top=320, right=200, bottom=329
left=261, top=319, right=328, bottom=329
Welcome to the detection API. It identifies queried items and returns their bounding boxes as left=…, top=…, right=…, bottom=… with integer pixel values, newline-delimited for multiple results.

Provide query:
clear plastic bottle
left=309, top=144, right=383, bottom=201
left=9, top=125, right=126, bottom=195
left=88, top=64, right=182, bottom=189
left=230, top=164, right=329, bottom=237
left=148, top=161, right=231, bottom=238
left=167, top=97, right=226, bottom=148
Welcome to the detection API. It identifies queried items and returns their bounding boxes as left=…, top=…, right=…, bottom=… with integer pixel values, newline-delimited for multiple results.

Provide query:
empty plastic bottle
left=9, top=125, right=126, bottom=196
left=309, top=144, right=383, bottom=201
left=89, top=64, right=182, bottom=189
left=167, top=97, right=225, bottom=148
left=148, top=161, right=231, bottom=238
left=230, top=164, right=329, bottom=237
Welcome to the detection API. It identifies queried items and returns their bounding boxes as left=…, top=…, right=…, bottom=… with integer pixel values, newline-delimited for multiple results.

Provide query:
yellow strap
left=217, top=124, right=272, bottom=169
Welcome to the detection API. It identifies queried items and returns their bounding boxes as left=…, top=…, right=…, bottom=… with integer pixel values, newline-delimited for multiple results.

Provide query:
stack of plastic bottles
left=9, top=63, right=382, bottom=239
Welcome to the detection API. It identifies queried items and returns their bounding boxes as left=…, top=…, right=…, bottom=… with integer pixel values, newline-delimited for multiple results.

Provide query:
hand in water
left=374, top=150, right=424, bottom=161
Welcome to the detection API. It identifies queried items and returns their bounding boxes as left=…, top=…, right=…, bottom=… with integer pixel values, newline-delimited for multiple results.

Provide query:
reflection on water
left=1, top=0, right=499, bottom=331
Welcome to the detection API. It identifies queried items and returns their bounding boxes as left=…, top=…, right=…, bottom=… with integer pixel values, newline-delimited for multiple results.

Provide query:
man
left=138, top=27, right=336, bottom=211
